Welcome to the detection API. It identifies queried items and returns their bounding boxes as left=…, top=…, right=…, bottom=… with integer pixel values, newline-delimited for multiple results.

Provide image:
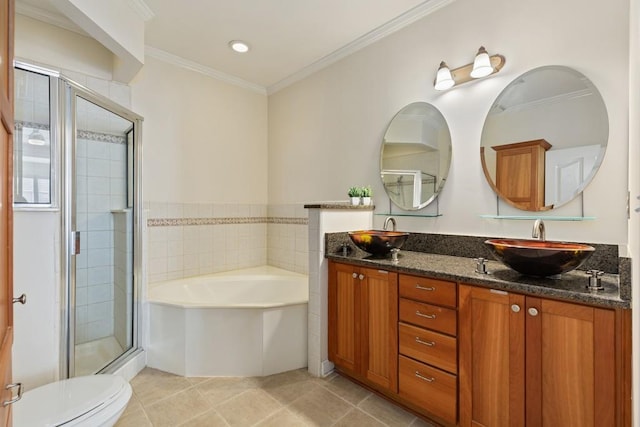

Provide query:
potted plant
left=361, top=186, right=372, bottom=206
left=347, top=186, right=362, bottom=205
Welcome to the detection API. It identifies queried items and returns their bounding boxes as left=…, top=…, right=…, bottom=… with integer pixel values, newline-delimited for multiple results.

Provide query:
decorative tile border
left=147, top=216, right=308, bottom=227
left=15, top=121, right=127, bottom=144
left=77, top=130, right=127, bottom=144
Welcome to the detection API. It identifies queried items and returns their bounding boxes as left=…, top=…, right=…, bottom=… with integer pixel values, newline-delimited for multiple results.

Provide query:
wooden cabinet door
left=361, top=267, right=398, bottom=392
left=0, top=1, right=14, bottom=426
left=328, top=262, right=398, bottom=393
left=525, top=298, right=615, bottom=427
left=493, top=139, right=551, bottom=210
left=328, top=262, right=361, bottom=374
left=459, top=285, right=525, bottom=427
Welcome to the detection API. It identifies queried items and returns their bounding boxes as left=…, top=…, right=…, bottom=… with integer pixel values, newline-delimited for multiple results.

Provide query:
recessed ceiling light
left=229, top=40, right=250, bottom=53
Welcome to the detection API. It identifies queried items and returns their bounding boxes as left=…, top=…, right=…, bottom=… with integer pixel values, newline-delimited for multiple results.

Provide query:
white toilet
left=13, top=374, right=131, bottom=427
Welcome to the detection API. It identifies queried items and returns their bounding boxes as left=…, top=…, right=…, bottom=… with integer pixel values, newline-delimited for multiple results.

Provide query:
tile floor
left=115, top=367, right=437, bottom=427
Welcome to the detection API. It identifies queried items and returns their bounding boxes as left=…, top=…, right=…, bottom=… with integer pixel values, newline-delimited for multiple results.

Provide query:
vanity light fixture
left=434, top=62, right=455, bottom=90
left=228, top=40, right=250, bottom=53
left=470, top=46, right=493, bottom=78
left=434, top=46, right=505, bottom=91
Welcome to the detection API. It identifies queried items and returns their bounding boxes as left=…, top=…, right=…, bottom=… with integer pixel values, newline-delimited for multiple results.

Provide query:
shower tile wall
left=75, top=132, right=128, bottom=344
left=146, top=203, right=309, bottom=283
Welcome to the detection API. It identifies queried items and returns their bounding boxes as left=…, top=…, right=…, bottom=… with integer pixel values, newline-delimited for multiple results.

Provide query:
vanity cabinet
left=328, top=261, right=398, bottom=392
left=397, top=274, right=458, bottom=425
left=492, top=139, right=551, bottom=210
left=459, top=284, right=628, bottom=427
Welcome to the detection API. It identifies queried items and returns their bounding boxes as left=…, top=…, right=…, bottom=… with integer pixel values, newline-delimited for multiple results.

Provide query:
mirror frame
left=480, top=65, right=609, bottom=212
left=380, top=102, right=452, bottom=211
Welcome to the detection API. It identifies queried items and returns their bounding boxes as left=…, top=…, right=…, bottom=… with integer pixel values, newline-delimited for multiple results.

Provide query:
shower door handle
left=71, top=231, right=81, bottom=255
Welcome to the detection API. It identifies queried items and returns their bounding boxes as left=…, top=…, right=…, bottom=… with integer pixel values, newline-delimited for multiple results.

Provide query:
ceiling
left=15, top=0, right=450, bottom=93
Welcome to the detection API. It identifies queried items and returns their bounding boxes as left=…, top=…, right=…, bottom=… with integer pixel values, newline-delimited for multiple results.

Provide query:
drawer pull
left=415, top=284, right=435, bottom=291
left=415, top=337, right=435, bottom=347
left=415, top=371, right=435, bottom=382
left=415, top=310, right=436, bottom=319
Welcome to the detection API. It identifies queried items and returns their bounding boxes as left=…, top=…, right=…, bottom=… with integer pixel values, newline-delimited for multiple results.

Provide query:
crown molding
left=15, top=2, right=87, bottom=36
left=126, top=0, right=155, bottom=22
left=145, top=46, right=267, bottom=95
left=267, top=0, right=456, bottom=95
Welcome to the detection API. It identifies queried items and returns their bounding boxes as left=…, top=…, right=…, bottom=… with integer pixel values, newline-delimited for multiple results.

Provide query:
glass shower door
left=72, top=94, right=135, bottom=376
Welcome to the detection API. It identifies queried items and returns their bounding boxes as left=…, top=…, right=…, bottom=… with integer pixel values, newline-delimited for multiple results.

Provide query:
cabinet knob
left=511, top=304, right=520, bottom=313
left=13, top=294, right=26, bottom=305
left=352, top=273, right=358, bottom=279
left=358, top=274, right=364, bottom=280
left=528, top=307, right=539, bottom=317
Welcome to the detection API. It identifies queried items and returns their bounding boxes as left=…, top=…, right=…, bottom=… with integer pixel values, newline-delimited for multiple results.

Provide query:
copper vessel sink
left=485, top=238, right=595, bottom=277
left=348, top=230, right=410, bottom=257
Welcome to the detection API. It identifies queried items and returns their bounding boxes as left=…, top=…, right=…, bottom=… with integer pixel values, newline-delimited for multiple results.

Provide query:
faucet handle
left=586, top=269, right=604, bottom=291
left=474, top=257, right=489, bottom=274
left=390, top=248, right=400, bottom=263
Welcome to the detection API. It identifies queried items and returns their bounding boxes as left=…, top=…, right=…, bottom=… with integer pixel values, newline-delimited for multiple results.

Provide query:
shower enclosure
left=13, top=63, right=142, bottom=378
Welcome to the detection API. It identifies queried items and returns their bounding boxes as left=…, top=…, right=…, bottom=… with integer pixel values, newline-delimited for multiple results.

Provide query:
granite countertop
left=326, top=250, right=630, bottom=309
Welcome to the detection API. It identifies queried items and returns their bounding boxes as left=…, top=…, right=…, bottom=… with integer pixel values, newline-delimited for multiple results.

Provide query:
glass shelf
left=375, top=212, right=442, bottom=218
left=479, top=214, right=595, bottom=221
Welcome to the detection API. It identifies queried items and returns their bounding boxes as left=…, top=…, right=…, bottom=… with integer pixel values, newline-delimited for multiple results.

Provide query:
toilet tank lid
left=14, top=374, right=130, bottom=426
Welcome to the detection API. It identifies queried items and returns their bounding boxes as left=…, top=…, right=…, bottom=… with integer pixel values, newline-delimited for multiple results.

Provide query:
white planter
left=361, top=197, right=371, bottom=206
left=350, top=197, right=361, bottom=206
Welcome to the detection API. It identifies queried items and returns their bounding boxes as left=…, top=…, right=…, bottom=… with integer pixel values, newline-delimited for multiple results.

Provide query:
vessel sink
left=485, top=238, right=595, bottom=277
left=348, top=230, right=410, bottom=257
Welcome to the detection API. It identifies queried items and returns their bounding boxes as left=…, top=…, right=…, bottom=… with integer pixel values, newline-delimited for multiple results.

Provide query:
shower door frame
left=59, top=76, right=143, bottom=379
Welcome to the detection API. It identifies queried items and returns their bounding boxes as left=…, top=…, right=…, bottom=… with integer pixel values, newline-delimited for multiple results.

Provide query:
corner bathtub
left=147, top=266, right=308, bottom=377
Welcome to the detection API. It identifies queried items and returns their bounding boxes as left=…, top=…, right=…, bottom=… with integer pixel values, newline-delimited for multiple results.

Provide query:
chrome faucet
left=532, top=219, right=546, bottom=241
left=383, top=216, right=396, bottom=231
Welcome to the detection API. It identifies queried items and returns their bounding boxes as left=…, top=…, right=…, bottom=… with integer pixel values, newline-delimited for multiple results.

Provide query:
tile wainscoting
left=145, top=203, right=309, bottom=283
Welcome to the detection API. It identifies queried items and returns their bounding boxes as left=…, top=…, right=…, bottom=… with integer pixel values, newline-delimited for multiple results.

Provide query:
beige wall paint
left=268, top=0, right=630, bottom=245
left=15, top=14, right=113, bottom=80
left=131, top=56, right=268, bottom=204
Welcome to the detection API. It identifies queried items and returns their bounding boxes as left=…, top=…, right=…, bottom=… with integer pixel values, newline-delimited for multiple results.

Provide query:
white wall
left=131, top=56, right=268, bottom=205
left=268, top=0, right=630, bottom=245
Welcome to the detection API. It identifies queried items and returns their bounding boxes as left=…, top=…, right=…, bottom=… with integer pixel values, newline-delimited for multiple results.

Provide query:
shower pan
left=13, top=63, right=143, bottom=378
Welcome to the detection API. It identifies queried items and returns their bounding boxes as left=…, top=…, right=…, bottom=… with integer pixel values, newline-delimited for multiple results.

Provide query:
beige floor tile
left=145, top=388, right=212, bottom=427
left=120, top=393, right=144, bottom=418
left=358, top=394, right=417, bottom=426
left=410, top=417, right=438, bottom=427
left=196, top=376, right=262, bottom=406
left=131, top=367, right=194, bottom=407
left=216, top=389, right=282, bottom=426
left=256, top=368, right=311, bottom=389
left=333, top=408, right=386, bottom=427
left=321, top=374, right=371, bottom=405
left=179, top=409, right=229, bottom=427
left=264, top=379, right=322, bottom=405
left=255, top=408, right=310, bottom=427
left=115, top=407, right=152, bottom=427
left=288, top=386, right=353, bottom=427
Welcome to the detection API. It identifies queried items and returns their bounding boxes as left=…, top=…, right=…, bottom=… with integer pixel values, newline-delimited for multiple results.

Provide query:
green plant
left=347, top=186, right=362, bottom=197
left=361, top=185, right=372, bottom=197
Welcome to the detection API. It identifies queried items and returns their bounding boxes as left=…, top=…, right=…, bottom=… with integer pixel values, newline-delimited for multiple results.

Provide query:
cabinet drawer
left=399, top=275, right=456, bottom=308
left=399, top=322, right=457, bottom=374
left=400, top=298, right=457, bottom=336
left=399, top=355, right=457, bottom=425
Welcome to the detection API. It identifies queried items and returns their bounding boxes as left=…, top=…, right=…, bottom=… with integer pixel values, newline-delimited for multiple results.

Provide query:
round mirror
left=480, top=66, right=609, bottom=211
left=380, top=102, right=452, bottom=210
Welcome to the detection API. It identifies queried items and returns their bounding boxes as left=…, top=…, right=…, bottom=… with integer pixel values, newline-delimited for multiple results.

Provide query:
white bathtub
left=147, top=266, right=308, bottom=377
